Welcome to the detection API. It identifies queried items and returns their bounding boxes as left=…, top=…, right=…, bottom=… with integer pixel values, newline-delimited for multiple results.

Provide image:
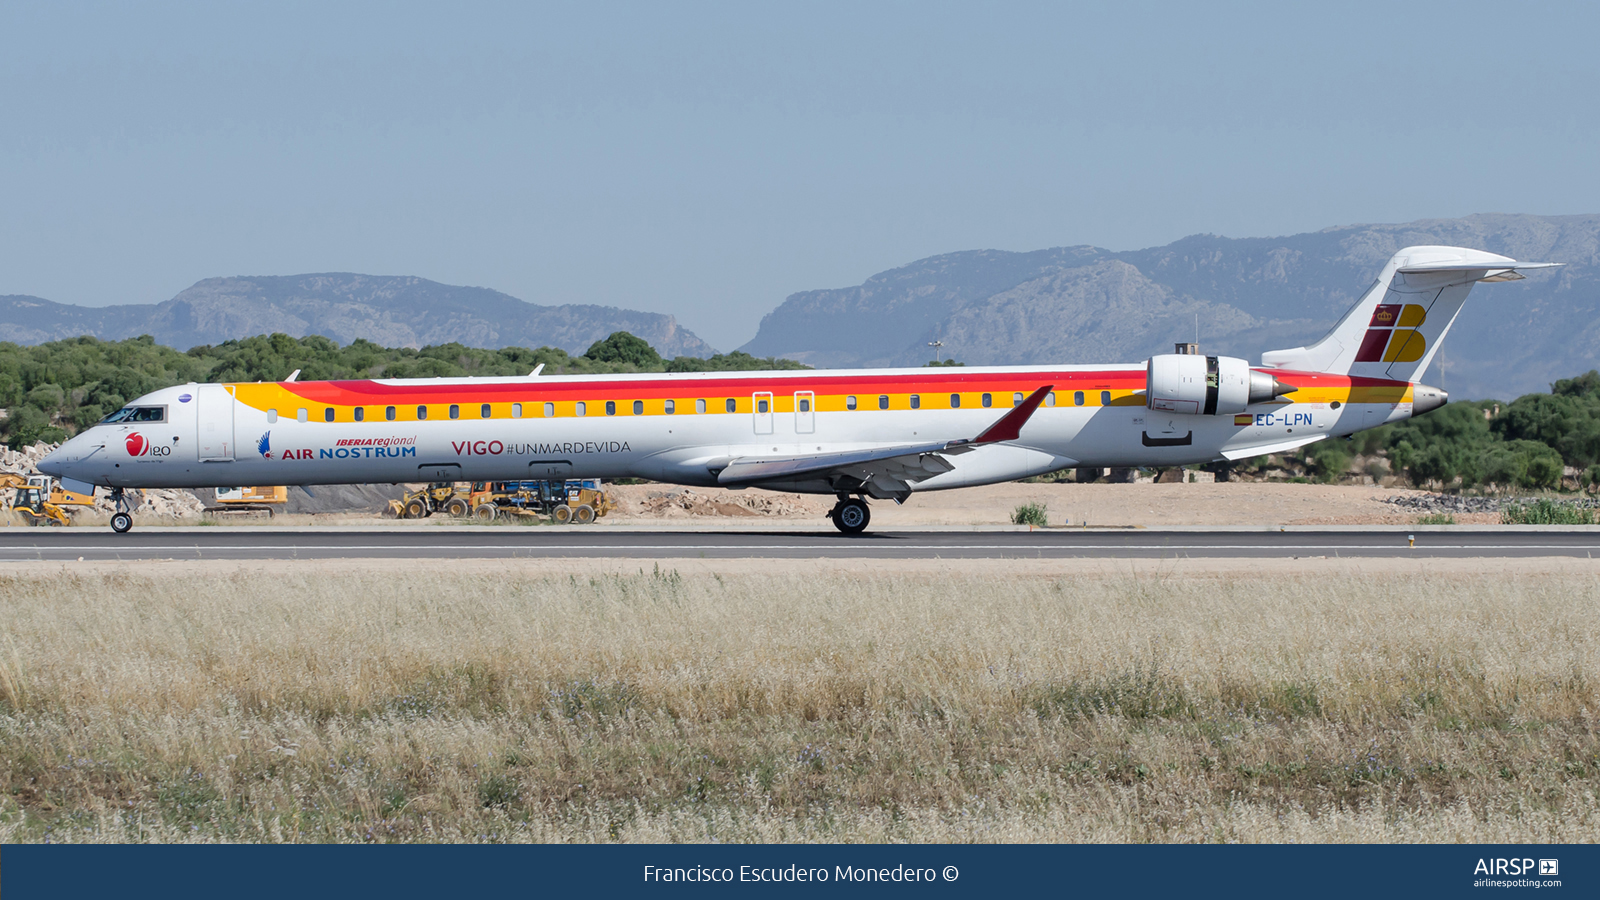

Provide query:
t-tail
left=1260, top=246, right=1560, bottom=391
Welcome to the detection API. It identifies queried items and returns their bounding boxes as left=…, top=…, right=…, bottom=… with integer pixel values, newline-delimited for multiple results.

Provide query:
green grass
left=1415, top=513, right=1456, bottom=525
left=1501, top=498, right=1595, bottom=525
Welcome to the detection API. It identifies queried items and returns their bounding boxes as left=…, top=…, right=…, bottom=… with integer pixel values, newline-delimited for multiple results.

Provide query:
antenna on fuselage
left=528, top=364, right=544, bottom=377
left=285, top=369, right=301, bottom=382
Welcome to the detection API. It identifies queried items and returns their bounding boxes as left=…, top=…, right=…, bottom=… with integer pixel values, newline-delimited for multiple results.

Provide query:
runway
left=1, top=529, right=1598, bottom=560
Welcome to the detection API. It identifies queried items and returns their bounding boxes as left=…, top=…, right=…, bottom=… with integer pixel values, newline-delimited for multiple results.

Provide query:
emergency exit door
left=753, top=392, right=773, bottom=434
left=794, top=391, right=815, bottom=433
left=196, top=383, right=235, bottom=461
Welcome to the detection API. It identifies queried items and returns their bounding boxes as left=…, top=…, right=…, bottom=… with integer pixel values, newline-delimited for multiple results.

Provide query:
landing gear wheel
left=573, top=504, right=596, bottom=525
left=472, top=504, right=498, bottom=522
left=831, top=498, right=870, bottom=534
left=403, top=499, right=427, bottom=519
left=110, top=512, right=133, bottom=534
left=445, top=497, right=470, bottom=518
left=553, top=504, right=573, bottom=524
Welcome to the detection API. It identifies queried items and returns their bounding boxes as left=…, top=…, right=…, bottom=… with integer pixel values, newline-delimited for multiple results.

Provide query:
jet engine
left=1146, top=354, right=1295, bottom=415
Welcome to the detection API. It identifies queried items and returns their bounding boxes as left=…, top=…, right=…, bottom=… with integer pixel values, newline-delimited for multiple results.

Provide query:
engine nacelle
left=1146, top=354, right=1294, bottom=415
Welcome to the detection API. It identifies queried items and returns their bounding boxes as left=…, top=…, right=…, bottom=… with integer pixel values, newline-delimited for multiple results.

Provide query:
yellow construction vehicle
left=0, top=473, right=76, bottom=526
left=386, top=482, right=463, bottom=519
left=464, top=479, right=615, bottom=524
left=206, top=486, right=288, bottom=518
left=553, top=481, right=615, bottom=524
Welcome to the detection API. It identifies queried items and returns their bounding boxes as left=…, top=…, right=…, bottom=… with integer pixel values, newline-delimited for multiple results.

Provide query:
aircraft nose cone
left=37, top=449, right=62, bottom=476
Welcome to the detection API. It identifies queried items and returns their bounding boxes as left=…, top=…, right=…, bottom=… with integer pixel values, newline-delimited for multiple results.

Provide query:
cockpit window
left=100, top=406, right=165, bottom=424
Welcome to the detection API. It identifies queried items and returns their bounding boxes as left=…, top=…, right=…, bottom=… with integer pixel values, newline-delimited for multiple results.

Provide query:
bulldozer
left=386, top=482, right=464, bottom=519
left=0, top=473, right=82, bottom=526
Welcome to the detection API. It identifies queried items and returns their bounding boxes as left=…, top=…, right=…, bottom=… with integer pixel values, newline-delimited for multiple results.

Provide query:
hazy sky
left=3, top=2, right=1598, bottom=351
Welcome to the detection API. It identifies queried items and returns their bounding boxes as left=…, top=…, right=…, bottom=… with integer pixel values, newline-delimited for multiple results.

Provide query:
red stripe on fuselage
left=263, top=369, right=1149, bottom=405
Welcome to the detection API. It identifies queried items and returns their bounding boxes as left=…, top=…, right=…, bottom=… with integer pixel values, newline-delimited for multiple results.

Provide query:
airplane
left=39, top=245, right=1557, bottom=535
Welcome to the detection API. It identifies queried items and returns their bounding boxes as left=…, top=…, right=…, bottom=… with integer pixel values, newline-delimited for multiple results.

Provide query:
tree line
left=3, top=330, right=1597, bottom=492
left=0, top=331, right=805, bottom=447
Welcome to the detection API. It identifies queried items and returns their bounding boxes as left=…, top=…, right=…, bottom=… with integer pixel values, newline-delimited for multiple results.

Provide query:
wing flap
left=715, top=384, right=1056, bottom=489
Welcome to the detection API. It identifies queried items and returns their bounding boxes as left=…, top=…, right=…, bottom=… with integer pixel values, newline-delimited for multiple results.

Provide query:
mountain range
left=2, top=213, right=1595, bottom=399
left=739, top=213, right=1600, bottom=400
left=0, top=274, right=715, bottom=359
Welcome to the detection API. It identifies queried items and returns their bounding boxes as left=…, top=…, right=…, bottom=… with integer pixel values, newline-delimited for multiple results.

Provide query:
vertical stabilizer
left=1260, top=246, right=1558, bottom=382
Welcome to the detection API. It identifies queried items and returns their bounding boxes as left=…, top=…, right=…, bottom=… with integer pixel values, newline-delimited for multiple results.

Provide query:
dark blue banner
left=2, top=843, right=1591, bottom=898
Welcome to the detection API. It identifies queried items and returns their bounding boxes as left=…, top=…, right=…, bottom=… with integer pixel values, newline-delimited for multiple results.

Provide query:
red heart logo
left=125, top=433, right=147, bottom=456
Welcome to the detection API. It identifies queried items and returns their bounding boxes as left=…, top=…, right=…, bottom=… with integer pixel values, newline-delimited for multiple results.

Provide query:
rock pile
left=1381, top=493, right=1600, bottom=514
left=621, top=487, right=825, bottom=518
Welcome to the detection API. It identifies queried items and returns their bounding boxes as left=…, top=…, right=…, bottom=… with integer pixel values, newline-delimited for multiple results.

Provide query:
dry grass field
left=0, top=562, right=1596, bottom=843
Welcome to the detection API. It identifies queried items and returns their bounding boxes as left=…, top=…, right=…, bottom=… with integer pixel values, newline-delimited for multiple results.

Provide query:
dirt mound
left=609, top=485, right=829, bottom=519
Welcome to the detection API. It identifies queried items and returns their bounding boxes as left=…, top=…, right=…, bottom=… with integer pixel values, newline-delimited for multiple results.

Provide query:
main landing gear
left=109, top=488, right=133, bottom=534
left=829, top=496, right=871, bottom=535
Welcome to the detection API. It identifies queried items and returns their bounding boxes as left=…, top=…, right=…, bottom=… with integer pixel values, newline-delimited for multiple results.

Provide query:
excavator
left=0, top=473, right=89, bottom=526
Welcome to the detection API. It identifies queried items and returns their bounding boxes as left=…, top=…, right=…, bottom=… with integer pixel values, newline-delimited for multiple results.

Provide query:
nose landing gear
left=829, top=495, right=871, bottom=534
left=109, top=488, right=133, bottom=534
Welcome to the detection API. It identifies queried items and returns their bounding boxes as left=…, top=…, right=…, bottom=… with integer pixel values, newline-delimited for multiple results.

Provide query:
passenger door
left=196, top=383, right=235, bottom=461
left=753, top=392, right=773, bottom=435
left=794, top=390, right=815, bottom=434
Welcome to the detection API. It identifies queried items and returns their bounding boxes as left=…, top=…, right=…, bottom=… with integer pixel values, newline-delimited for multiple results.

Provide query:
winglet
left=970, top=384, right=1053, bottom=444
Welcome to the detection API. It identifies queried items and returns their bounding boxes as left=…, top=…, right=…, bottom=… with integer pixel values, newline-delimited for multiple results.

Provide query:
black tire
left=473, top=504, right=498, bottom=522
left=445, top=497, right=470, bottom=518
left=110, top=512, right=133, bottom=534
left=832, top=499, right=870, bottom=534
left=553, top=504, right=573, bottom=524
left=403, top=499, right=427, bottom=519
left=574, top=504, right=596, bottom=525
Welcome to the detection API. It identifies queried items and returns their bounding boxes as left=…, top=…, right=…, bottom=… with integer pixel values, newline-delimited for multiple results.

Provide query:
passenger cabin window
left=297, top=408, right=308, bottom=423
left=846, top=395, right=857, bottom=410
left=267, top=409, right=279, bottom=423
left=1074, top=391, right=1084, bottom=406
left=1101, top=391, right=1111, bottom=406
left=354, top=407, right=365, bottom=422
left=910, top=395, right=921, bottom=409
left=757, top=399, right=769, bottom=413
left=725, top=398, right=736, bottom=413
left=665, top=399, right=676, bottom=414
left=696, top=399, right=707, bottom=414
left=1013, top=392, right=1023, bottom=406
left=982, top=393, right=992, bottom=408
left=576, top=402, right=586, bottom=417
left=481, top=404, right=491, bottom=418
left=449, top=404, right=459, bottom=419
left=799, top=398, right=810, bottom=412
left=950, top=394, right=960, bottom=408
left=386, top=406, right=396, bottom=421
left=605, top=400, right=616, bottom=416
left=325, top=407, right=335, bottom=422
left=1044, top=392, right=1056, bottom=407
left=633, top=400, right=643, bottom=415
left=878, top=395, right=888, bottom=410
left=417, top=406, right=428, bottom=420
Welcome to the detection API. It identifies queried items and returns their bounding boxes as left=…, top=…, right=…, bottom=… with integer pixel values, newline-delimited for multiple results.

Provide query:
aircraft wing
left=716, top=384, right=1054, bottom=499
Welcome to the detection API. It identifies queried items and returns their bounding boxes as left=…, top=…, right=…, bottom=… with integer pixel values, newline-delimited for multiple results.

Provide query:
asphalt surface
left=1, top=529, right=1598, bottom=560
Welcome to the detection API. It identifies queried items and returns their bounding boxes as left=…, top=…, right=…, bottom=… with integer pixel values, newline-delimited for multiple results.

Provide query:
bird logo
left=257, top=431, right=272, bottom=459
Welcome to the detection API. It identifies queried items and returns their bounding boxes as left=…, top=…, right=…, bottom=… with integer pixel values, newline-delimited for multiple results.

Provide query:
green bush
left=1011, top=502, right=1049, bottom=527
left=1500, top=499, right=1594, bottom=525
